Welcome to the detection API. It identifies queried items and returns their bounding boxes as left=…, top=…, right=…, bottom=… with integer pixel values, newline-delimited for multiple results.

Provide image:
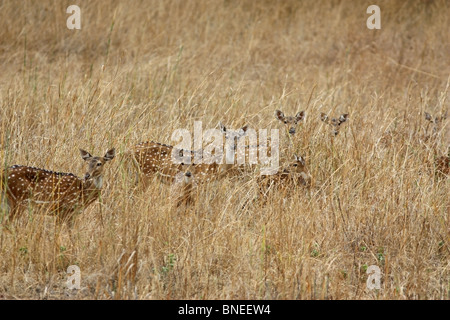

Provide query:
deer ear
left=295, top=111, right=305, bottom=122
left=80, top=149, right=92, bottom=161
left=339, top=114, right=349, bottom=124
left=296, top=154, right=305, bottom=166
left=240, top=124, right=249, bottom=134
left=104, top=148, right=116, bottom=161
left=218, top=121, right=226, bottom=133
left=275, top=110, right=285, bottom=121
left=320, top=113, right=328, bottom=122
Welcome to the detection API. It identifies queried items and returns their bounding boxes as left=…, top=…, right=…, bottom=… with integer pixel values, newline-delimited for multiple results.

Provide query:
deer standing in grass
left=1, top=148, right=115, bottom=225
left=217, top=121, right=256, bottom=176
left=127, top=141, right=194, bottom=187
left=257, top=154, right=311, bottom=202
left=127, top=123, right=251, bottom=188
left=126, top=123, right=253, bottom=208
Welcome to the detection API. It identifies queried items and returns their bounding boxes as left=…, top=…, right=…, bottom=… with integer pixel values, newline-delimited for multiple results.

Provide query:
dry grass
left=0, top=0, right=449, bottom=300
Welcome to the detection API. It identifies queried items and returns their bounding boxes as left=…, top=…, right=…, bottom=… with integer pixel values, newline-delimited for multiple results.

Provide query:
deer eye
left=293, top=163, right=298, bottom=167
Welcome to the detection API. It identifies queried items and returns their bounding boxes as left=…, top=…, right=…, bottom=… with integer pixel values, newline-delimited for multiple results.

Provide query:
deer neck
left=224, top=139, right=235, bottom=164
left=77, top=176, right=102, bottom=207
left=82, top=175, right=103, bottom=196
left=217, top=141, right=234, bottom=175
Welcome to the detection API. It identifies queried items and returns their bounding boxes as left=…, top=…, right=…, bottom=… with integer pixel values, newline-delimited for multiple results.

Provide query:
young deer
left=275, top=110, right=305, bottom=135
left=1, top=148, right=116, bottom=225
left=127, top=141, right=193, bottom=187
left=217, top=122, right=253, bottom=175
left=257, top=154, right=311, bottom=201
left=320, top=112, right=349, bottom=136
left=128, top=123, right=251, bottom=187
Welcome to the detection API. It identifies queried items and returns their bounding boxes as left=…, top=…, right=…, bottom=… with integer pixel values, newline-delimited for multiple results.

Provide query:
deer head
left=275, top=110, right=305, bottom=135
left=80, top=148, right=116, bottom=188
left=320, top=112, right=349, bottom=136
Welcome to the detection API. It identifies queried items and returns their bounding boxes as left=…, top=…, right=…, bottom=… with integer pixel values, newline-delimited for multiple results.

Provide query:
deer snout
left=289, top=127, right=296, bottom=135
left=84, top=173, right=91, bottom=180
left=183, top=171, right=193, bottom=184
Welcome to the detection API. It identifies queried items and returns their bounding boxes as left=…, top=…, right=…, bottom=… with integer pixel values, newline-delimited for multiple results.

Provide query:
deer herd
left=0, top=109, right=448, bottom=227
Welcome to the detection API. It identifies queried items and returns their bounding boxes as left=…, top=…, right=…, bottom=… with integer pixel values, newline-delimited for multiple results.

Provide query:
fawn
left=274, top=110, right=306, bottom=162
left=127, top=123, right=251, bottom=187
left=275, top=110, right=305, bottom=136
left=257, top=154, right=311, bottom=201
left=1, top=148, right=116, bottom=225
left=217, top=121, right=255, bottom=175
left=320, top=112, right=349, bottom=136
left=126, top=141, right=194, bottom=187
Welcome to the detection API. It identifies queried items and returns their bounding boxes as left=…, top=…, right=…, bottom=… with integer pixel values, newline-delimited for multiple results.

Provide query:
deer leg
left=3, top=195, right=20, bottom=225
left=57, top=209, right=77, bottom=245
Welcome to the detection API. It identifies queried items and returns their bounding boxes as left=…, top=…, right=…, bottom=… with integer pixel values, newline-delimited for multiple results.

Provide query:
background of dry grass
left=0, top=0, right=449, bottom=299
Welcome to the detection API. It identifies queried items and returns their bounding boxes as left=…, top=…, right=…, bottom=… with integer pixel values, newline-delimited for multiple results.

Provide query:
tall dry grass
left=0, top=0, right=449, bottom=299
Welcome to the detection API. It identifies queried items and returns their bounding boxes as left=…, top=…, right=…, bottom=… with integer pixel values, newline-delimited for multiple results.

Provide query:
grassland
left=0, top=0, right=449, bottom=299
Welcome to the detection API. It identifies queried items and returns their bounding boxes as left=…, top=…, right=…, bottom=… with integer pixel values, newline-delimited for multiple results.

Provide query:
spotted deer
left=1, top=148, right=116, bottom=225
left=422, top=111, right=449, bottom=178
left=126, top=141, right=193, bottom=187
left=127, top=123, right=251, bottom=188
left=257, top=154, right=311, bottom=201
left=275, top=110, right=305, bottom=136
left=217, top=122, right=254, bottom=175
left=219, top=121, right=283, bottom=178
left=320, top=112, right=349, bottom=136
left=434, top=146, right=449, bottom=179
